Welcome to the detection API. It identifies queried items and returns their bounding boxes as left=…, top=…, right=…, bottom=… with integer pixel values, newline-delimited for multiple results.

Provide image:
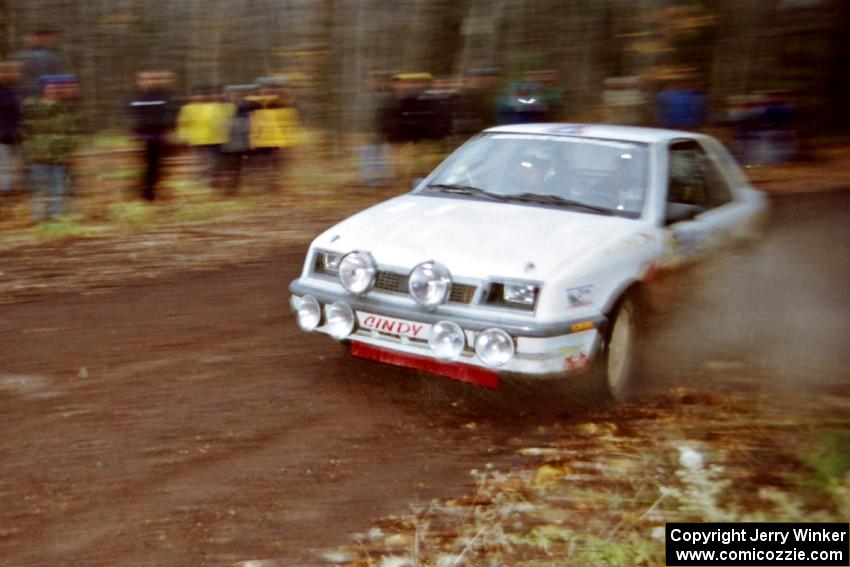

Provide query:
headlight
left=428, top=320, right=466, bottom=360
left=295, top=295, right=321, bottom=331
left=315, top=251, right=341, bottom=274
left=408, top=261, right=452, bottom=307
left=503, top=283, right=538, bottom=306
left=339, top=251, right=377, bottom=294
left=475, top=328, right=515, bottom=367
left=484, top=281, right=539, bottom=311
left=324, top=302, right=355, bottom=339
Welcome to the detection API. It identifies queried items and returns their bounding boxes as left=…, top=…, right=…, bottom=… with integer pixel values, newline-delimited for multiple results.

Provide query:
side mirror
left=411, top=178, right=424, bottom=191
left=664, top=202, right=702, bottom=226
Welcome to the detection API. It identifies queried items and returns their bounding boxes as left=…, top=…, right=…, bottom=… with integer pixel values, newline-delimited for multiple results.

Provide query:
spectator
left=528, top=69, right=565, bottom=121
left=730, top=91, right=799, bottom=165
left=219, top=84, right=257, bottom=195
left=0, top=61, right=22, bottom=196
left=454, top=67, right=501, bottom=136
left=655, top=78, right=707, bottom=130
left=601, top=76, right=648, bottom=126
left=176, top=86, right=234, bottom=187
left=496, top=82, right=548, bottom=125
left=755, top=91, right=798, bottom=164
left=421, top=76, right=458, bottom=142
left=380, top=72, right=442, bottom=181
left=128, top=70, right=176, bottom=202
left=359, top=71, right=393, bottom=186
left=382, top=73, right=435, bottom=143
left=23, top=74, right=79, bottom=223
left=247, top=77, right=301, bottom=192
left=12, top=29, right=70, bottom=100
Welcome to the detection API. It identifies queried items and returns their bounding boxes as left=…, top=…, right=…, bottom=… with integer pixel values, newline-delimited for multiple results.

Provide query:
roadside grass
left=313, top=391, right=850, bottom=566
left=0, top=132, right=374, bottom=249
left=30, top=214, right=102, bottom=240
left=792, top=427, right=850, bottom=518
left=87, top=132, right=136, bottom=151
left=108, top=201, right=159, bottom=229
left=94, top=165, right=141, bottom=183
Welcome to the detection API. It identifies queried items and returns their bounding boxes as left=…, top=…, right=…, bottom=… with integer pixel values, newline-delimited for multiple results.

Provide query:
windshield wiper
left=503, top=193, right=615, bottom=215
left=425, top=183, right=510, bottom=202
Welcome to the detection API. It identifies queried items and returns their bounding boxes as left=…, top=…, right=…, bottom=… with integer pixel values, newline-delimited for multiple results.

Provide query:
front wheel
left=602, top=295, right=640, bottom=402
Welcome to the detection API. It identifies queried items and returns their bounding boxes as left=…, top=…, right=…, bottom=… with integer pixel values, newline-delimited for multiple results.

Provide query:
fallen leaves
left=309, top=389, right=850, bottom=566
left=532, top=464, right=571, bottom=487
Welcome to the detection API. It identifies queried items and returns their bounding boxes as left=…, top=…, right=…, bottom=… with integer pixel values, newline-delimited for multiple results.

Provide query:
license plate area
left=356, top=311, right=431, bottom=340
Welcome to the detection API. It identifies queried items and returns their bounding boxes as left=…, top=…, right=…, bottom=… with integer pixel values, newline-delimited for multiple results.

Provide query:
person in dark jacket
left=0, top=61, right=22, bottom=195
left=382, top=73, right=437, bottom=143
left=128, top=70, right=177, bottom=202
left=454, top=68, right=500, bottom=136
left=359, top=71, right=393, bottom=186
left=218, top=84, right=256, bottom=195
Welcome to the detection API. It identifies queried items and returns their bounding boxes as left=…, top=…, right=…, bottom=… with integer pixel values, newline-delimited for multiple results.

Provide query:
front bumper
left=289, top=278, right=605, bottom=380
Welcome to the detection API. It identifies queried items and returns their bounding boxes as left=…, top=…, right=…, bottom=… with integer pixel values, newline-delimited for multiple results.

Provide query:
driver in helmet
left=511, top=150, right=554, bottom=193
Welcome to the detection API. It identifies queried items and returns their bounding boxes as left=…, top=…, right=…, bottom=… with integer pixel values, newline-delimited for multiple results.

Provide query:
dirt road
left=1, top=190, right=847, bottom=566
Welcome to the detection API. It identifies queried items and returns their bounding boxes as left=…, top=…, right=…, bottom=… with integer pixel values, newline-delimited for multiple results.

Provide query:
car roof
left=483, top=123, right=703, bottom=144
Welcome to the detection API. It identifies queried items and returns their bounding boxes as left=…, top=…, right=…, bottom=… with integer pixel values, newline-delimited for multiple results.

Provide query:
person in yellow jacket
left=245, top=78, right=301, bottom=192
left=176, top=87, right=234, bottom=186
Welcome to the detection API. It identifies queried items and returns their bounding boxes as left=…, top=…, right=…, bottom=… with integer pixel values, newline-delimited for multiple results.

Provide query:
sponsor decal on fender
left=567, top=285, right=594, bottom=308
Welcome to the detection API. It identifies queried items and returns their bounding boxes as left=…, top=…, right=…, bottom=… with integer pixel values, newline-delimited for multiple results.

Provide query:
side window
left=667, top=141, right=707, bottom=207
left=696, top=144, right=733, bottom=207
left=667, top=140, right=734, bottom=209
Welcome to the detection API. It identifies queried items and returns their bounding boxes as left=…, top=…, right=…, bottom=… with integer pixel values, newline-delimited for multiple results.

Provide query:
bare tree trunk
left=456, top=0, right=504, bottom=74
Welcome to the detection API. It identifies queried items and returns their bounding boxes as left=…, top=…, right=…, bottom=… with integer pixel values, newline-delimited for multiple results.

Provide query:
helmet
left=512, top=150, right=553, bottom=191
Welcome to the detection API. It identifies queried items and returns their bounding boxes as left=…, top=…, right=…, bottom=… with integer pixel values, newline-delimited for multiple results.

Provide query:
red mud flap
left=350, top=342, right=499, bottom=389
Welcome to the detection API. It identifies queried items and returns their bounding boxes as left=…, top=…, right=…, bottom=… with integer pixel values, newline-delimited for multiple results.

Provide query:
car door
left=658, top=138, right=744, bottom=266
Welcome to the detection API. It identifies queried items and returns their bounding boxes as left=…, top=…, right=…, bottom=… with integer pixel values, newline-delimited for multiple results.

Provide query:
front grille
left=449, top=283, right=476, bottom=304
left=373, top=270, right=476, bottom=304
left=374, top=270, right=408, bottom=294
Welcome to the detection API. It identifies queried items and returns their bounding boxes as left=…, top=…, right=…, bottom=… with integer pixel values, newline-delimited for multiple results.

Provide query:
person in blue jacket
left=655, top=79, right=707, bottom=130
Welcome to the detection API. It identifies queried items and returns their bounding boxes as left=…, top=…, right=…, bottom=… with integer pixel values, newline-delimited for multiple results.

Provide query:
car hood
left=312, top=194, right=643, bottom=280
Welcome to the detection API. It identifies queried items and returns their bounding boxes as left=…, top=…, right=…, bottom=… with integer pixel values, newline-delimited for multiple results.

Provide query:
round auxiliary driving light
left=339, top=251, right=377, bottom=294
left=475, top=328, right=515, bottom=367
left=408, top=261, right=452, bottom=307
left=428, top=320, right=465, bottom=360
left=324, top=302, right=355, bottom=339
left=296, top=295, right=321, bottom=331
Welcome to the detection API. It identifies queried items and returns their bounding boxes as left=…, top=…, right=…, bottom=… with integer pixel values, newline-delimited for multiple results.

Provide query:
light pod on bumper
left=324, top=302, right=355, bottom=339
left=409, top=261, right=452, bottom=308
left=296, top=295, right=321, bottom=331
left=475, top=328, right=515, bottom=367
left=428, top=320, right=465, bottom=360
left=339, top=251, right=377, bottom=295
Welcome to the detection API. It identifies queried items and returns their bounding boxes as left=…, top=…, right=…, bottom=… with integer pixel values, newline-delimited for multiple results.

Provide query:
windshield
left=420, top=133, right=649, bottom=217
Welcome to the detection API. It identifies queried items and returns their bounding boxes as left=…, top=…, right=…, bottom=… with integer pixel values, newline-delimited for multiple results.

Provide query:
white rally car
left=289, top=124, right=768, bottom=399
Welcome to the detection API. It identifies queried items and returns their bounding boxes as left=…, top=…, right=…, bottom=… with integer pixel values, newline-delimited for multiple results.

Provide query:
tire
left=602, top=294, right=640, bottom=402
